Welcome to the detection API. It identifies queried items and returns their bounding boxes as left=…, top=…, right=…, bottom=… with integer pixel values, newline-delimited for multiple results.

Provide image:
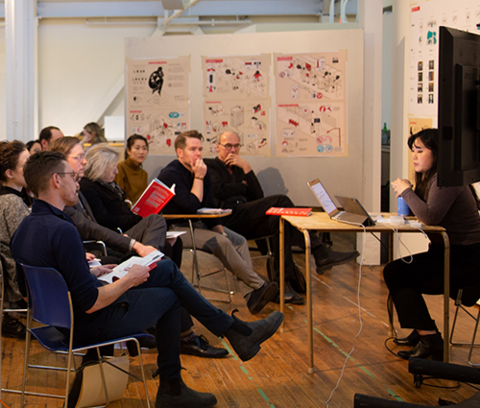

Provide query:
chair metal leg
left=450, top=290, right=480, bottom=366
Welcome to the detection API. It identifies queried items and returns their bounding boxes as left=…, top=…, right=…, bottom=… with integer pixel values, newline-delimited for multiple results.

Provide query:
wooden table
left=278, top=212, right=449, bottom=373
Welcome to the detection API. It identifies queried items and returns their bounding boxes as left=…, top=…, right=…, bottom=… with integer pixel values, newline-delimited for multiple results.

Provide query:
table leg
left=279, top=218, right=285, bottom=333
left=188, top=220, right=201, bottom=295
left=442, top=231, right=450, bottom=363
left=387, top=233, right=396, bottom=337
left=303, top=230, right=313, bottom=373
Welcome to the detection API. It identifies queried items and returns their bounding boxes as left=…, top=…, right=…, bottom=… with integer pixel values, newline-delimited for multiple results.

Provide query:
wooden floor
left=2, top=233, right=480, bottom=407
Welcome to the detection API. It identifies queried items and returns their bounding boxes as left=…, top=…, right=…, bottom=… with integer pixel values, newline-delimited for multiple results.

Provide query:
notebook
left=307, top=179, right=375, bottom=227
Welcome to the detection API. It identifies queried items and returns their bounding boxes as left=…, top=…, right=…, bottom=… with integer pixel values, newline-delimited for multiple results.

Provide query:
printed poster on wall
left=409, top=0, right=480, bottom=118
left=201, top=54, right=271, bottom=157
left=126, top=56, right=190, bottom=155
left=274, top=51, right=348, bottom=157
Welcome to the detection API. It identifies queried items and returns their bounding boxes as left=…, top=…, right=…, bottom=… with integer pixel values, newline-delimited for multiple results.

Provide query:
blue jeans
left=74, top=259, right=234, bottom=378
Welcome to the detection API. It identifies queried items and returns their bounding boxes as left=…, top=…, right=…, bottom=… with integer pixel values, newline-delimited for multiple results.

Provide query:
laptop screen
left=307, top=179, right=338, bottom=216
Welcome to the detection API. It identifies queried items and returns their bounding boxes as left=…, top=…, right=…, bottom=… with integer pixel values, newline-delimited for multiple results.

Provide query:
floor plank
left=2, top=233, right=479, bottom=407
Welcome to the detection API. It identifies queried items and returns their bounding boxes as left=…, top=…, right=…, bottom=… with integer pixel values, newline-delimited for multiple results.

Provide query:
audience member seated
left=48, top=138, right=224, bottom=357
left=114, top=134, right=149, bottom=204
left=158, top=130, right=278, bottom=315
left=25, top=140, right=42, bottom=155
left=39, top=126, right=64, bottom=150
left=11, top=150, right=284, bottom=408
left=0, top=141, right=30, bottom=338
left=384, top=128, right=480, bottom=361
left=81, top=122, right=108, bottom=146
left=205, top=131, right=359, bottom=304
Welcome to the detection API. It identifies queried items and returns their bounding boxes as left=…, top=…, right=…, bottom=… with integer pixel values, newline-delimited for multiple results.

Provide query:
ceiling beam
left=29, top=1, right=322, bottom=19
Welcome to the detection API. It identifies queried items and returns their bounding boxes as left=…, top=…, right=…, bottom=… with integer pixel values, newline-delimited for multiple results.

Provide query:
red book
left=131, top=178, right=175, bottom=217
left=265, top=207, right=312, bottom=217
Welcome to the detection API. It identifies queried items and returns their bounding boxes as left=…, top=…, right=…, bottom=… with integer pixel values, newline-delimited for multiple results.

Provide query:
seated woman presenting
left=385, top=128, right=480, bottom=361
left=114, top=134, right=149, bottom=204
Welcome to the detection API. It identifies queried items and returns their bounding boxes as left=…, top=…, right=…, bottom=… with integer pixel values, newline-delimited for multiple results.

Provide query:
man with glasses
left=205, top=131, right=359, bottom=304
left=159, top=130, right=278, bottom=315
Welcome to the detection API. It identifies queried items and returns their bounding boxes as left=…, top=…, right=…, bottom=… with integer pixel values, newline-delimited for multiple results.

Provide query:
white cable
left=325, top=223, right=366, bottom=407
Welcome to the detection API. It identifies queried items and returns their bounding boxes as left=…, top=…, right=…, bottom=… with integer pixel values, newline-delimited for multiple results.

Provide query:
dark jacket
left=204, top=157, right=264, bottom=209
left=64, top=191, right=132, bottom=253
left=79, top=178, right=142, bottom=232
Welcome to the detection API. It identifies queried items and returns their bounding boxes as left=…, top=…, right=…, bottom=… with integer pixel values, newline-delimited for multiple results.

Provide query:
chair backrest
left=21, top=264, right=72, bottom=329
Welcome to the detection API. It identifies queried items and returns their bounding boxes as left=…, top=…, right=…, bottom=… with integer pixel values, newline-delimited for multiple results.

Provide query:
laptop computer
left=307, top=179, right=375, bottom=226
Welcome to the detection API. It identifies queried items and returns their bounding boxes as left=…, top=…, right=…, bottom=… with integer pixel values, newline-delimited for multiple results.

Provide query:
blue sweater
left=11, top=199, right=116, bottom=327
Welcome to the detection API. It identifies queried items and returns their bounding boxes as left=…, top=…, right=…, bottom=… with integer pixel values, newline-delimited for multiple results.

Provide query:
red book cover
left=265, top=207, right=312, bottom=216
left=131, top=178, right=175, bottom=217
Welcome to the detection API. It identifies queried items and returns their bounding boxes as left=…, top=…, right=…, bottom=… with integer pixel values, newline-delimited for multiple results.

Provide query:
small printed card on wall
left=265, top=207, right=312, bottom=216
left=132, top=178, right=175, bottom=217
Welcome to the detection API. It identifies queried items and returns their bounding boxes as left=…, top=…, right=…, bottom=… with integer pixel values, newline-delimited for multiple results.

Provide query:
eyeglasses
left=68, top=154, right=85, bottom=162
left=218, top=143, right=243, bottom=150
left=57, top=172, right=80, bottom=182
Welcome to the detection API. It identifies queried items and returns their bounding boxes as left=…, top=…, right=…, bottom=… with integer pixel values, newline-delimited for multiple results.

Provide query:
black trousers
left=223, top=194, right=322, bottom=281
left=383, top=242, right=480, bottom=331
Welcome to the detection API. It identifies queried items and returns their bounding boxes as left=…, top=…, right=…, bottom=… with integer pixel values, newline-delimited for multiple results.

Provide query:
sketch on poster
left=409, top=0, right=480, bottom=118
left=203, top=100, right=269, bottom=155
left=126, top=56, right=190, bottom=155
left=201, top=55, right=271, bottom=157
left=274, top=51, right=348, bottom=157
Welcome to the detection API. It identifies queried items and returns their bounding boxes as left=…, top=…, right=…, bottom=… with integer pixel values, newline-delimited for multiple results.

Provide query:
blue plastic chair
left=20, top=264, right=152, bottom=407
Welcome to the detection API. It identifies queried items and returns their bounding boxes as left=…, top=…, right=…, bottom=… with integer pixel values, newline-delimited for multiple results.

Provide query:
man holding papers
left=159, top=130, right=278, bottom=315
left=11, top=151, right=284, bottom=408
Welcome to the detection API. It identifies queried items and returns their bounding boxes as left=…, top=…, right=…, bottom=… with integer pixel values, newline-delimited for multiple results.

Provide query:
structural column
left=358, top=0, right=383, bottom=264
left=5, top=0, right=37, bottom=142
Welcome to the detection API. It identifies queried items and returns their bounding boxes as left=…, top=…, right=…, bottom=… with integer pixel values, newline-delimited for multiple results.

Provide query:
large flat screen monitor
left=438, top=26, right=480, bottom=187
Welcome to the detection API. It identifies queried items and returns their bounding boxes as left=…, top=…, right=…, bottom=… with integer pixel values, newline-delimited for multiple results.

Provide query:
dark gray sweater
left=401, top=174, right=480, bottom=245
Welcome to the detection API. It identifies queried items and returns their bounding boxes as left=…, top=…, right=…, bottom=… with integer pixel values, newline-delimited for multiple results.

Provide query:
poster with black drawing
left=126, top=56, right=190, bottom=155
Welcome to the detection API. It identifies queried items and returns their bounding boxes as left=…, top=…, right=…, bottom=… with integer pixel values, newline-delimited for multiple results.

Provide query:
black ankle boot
left=397, top=333, right=443, bottom=361
left=156, top=376, right=217, bottom=408
left=224, top=309, right=283, bottom=362
left=394, top=330, right=421, bottom=347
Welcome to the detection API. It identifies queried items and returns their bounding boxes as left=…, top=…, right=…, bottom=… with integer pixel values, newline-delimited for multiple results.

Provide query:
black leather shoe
left=246, top=281, right=278, bottom=315
left=181, top=334, right=228, bottom=358
left=156, top=377, right=217, bottom=408
left=394, top=330, right=421, bottom=347
left=313, top=245, right=359, bottom=274
left=225, top=309, right=284, bottom=362
left=1, top=314, right=26, bottom=339
left=272, top=281, right=305, bottom=305
left=397, top=333, right=443, bottom=361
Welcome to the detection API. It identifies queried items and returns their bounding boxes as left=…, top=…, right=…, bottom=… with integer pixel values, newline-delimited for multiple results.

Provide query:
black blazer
left=79, top=178, right=142, bottom=232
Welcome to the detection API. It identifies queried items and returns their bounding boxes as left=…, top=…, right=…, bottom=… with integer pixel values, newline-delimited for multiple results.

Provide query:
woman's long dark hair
left=408, top=128, right=480, bottom=207
left=407, top=129, right=438, bottom=200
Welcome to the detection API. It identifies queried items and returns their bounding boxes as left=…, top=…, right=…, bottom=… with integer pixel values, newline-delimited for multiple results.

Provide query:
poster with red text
left=201, top=55, right=271, bottom=157
left=274, top=51, right=348, bottom=157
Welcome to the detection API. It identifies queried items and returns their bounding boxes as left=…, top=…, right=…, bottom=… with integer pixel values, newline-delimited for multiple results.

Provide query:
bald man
left=205, top=131, right=359, bottom=304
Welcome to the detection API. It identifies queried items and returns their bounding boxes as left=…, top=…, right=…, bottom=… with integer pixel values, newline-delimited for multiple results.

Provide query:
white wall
left=37, top=19, right=156, bottom=137
left=127, top=30, right=366, bottom=206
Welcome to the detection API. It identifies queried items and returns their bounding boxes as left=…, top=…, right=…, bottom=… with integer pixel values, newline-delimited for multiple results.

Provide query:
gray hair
left=84, top=143, right=119, bottom=182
